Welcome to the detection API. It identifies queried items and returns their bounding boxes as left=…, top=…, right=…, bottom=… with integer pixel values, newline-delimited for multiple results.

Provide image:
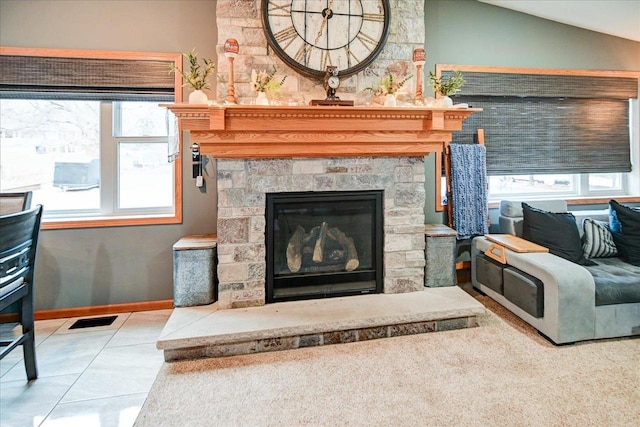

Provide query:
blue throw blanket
left=450, top=143, right=489, bottom=239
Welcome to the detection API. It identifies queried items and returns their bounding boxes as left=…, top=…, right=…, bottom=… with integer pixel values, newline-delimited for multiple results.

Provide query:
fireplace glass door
left=266, top=190, right=383, bottom=303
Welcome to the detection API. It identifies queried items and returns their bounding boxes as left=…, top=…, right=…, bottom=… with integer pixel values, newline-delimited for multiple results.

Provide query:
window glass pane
left=118, top=141, right=172, bottom=209
left=489, top=174, right=575, bottom=197
left=0, top=99, right=100, bottom=211
left=588, top=173, right=623, bottom=192
left=115, top=102, right=168, bottom=137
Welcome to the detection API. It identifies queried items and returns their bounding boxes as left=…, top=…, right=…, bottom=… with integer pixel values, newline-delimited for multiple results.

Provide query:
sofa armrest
left=472, top=236, right=596, bottom=344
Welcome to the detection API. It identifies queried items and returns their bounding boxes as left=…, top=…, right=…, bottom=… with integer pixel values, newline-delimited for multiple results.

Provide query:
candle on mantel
left=224, top=38, right=239, bottom=104
left=412, top=48, right=426, bottom=104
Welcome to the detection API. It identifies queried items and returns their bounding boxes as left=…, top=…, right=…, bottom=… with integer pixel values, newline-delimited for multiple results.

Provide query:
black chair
left=0, top=205, right=43, bottom=380
left=0, top=191, right=33, bottom=215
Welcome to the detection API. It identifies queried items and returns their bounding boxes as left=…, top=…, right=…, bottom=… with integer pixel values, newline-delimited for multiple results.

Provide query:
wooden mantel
left=163, top=104, right=481, bottom=158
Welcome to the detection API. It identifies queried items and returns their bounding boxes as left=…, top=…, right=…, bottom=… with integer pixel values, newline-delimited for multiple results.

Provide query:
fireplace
left=266, top=191, right=383, bottom=303
left=213, top=156, right=428, bottom=309
left=164, top=104, right=480, bottom=310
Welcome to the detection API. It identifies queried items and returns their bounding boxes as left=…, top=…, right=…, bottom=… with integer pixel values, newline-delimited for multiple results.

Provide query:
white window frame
left=0, top=46, right=184, bottom=230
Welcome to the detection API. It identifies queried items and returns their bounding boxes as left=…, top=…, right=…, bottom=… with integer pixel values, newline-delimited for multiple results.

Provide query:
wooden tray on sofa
left=484, top=234, right=548, bottom=264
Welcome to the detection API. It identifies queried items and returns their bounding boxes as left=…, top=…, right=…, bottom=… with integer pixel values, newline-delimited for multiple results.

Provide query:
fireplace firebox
left=266, top=191, right=383, bottom=303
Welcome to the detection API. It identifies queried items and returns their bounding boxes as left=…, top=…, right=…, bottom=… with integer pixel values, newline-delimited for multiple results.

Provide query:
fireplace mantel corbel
left=162, top=104, right=481, bottom=159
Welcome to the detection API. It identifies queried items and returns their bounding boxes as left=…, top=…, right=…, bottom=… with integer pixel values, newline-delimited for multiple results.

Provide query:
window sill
left=42, top=213, right=182, bottom=230
left=487, top=195, right=640, bottom=209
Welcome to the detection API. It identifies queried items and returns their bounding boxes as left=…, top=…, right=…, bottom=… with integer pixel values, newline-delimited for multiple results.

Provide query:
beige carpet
left=136, top=296, right=639, bottom=427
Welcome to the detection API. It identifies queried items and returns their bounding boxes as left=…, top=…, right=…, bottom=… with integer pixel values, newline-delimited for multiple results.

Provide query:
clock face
left=327, top=75, right=340, bottom=89
left=262, top=0, right=391, bottom=78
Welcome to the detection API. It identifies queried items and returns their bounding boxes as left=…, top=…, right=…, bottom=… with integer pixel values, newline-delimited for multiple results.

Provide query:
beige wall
left=1, top=0, right=219, bottom=310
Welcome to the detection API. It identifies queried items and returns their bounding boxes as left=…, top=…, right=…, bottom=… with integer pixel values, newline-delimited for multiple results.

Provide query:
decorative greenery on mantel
left=428, top=70, right=465, bottom=96
left=170, top=49, right=215, bottom=91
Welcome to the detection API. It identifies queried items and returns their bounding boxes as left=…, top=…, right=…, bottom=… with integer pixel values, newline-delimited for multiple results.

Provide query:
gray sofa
left=472, top=200, right=640, bottom=344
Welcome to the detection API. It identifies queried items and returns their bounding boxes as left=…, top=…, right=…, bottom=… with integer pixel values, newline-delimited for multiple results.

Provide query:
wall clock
left=262, top=0, right=391, bottom=79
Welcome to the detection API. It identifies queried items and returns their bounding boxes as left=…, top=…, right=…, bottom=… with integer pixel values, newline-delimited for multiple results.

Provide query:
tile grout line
left=39, top=312, right=133, bottom=426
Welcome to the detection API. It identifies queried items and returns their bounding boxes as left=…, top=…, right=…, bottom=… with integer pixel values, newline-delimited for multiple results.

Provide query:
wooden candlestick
left=415, top=63, right=424, bottom=100
left=224, top=39, right=239, bottom=104
left=412, top=48, right=426, bottom=104
left=226, top=56, right=236, bottom=104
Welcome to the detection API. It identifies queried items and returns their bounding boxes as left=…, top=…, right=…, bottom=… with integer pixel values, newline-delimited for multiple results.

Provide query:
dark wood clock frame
left=261, top=0, right=391, bottom=79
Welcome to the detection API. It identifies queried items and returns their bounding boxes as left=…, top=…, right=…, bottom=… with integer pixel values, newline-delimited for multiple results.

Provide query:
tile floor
left=0, top=309, right=173, bottom=427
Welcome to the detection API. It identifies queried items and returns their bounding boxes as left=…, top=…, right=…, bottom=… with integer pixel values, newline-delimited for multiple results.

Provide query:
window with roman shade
left=442, top=69, right=639, bottom=175
left=0, top=55, right=176, bottom=101
left=0, top=47, right=183, bottom=229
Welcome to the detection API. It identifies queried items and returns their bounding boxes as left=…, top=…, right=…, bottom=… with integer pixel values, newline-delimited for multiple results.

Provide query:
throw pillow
left=582, top=218, right=617, bottom=259
left=522, top=203, right=596, bottom=266
left=609, top=200, right=640, bottom=266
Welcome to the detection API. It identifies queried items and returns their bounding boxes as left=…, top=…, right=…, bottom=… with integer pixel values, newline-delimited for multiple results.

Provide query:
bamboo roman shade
left=0, top=55, right=175, bottom=101
left=445, top=70, right=638, bottom=175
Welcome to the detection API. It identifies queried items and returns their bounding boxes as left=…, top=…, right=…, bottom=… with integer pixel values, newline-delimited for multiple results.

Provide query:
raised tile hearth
left=157, top=286, right=485, bottom=361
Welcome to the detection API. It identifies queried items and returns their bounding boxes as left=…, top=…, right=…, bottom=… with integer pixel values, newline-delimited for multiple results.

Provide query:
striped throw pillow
left=582, top=218, right=617, bottom=258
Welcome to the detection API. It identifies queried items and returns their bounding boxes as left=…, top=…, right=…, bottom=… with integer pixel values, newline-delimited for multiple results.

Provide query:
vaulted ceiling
left=478, top=0, right=640, bottom=42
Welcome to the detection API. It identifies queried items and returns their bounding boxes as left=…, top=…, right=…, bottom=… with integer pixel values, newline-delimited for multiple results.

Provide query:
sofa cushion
left=500, top=200, right=567, bottom=218
left=609, top=200, right=640, bottom=266
left=522, top=203, right=595, bottom=266
left=585, top=257, right=640, bottom=306
left=582, top=218, right=617, bottom=259
left=499, top=200, right=568, bottom=237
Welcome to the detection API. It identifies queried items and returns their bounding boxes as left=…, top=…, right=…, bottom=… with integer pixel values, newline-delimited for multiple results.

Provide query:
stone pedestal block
left=173, top=235, right=217, bottom=307
left=424, top=224, right=457, bottom=287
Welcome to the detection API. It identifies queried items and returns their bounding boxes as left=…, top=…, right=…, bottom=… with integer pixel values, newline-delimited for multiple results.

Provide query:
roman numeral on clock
left=267, top=0, right=291, bottom=17
left=294, top=43, right=311, bottom=65
left=320, top=50, right=333, bottom=70
left=363, top=13, right=384, bottom=22
left=274, top=26, right=299, bottom=50
left=356, top=32, right=379, bottom=52
left=345, top=46, right=361, bottom=68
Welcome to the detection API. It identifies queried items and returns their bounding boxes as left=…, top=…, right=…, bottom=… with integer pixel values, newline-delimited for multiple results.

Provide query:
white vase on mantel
left=437, top=95, right=453, bottom=107
left=188, top=89, right=208, bottom=104
left=384, top=93, right=397, bottom=107
left=256, top=91, right=269, bottom=106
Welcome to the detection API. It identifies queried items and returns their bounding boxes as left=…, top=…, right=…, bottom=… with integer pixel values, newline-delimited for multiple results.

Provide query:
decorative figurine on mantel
left=324, top=65, right=340, bottom=100
left=224, top=38, right=239, bottom=104
left=310, top=66, right=354, bottom=106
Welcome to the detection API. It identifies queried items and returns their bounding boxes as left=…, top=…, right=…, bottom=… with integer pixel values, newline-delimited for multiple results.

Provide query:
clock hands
left=313, top=0, right=335, bottom=49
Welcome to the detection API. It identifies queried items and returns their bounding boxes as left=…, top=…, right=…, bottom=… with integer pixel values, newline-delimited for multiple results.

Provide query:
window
left=435, top=65, right=640, bottom=209
left=1, top=99, right=101, bottom=212
left=0, top=47, right=183, bottom=228
left=113, top=102, right=174, bottom=211
left=487, top=173, right=626, bottom=198
left=484, top=97, right=639, bottom=202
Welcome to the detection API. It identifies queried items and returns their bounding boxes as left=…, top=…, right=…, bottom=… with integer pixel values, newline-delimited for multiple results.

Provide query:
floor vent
left=69, top=315, right=118, bottom=329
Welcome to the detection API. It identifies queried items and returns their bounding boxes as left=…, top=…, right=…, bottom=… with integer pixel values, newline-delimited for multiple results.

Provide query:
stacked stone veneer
left=216, top=157, right=426, bottom=309
left=215, top=0, right=425, bottom=104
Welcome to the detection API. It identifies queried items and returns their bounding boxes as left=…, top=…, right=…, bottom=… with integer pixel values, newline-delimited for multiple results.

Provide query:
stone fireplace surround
left=159, top=0, right=485, bottom=358
left=158, top=104, right=485, bottom=361
left=216, top=156, right=427, bottom=309
left=162, top=103, right=481, bottom=310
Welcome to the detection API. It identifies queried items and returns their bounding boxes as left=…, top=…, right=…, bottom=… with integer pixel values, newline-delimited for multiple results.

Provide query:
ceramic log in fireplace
left=266, top=191, right=383, bottom=303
